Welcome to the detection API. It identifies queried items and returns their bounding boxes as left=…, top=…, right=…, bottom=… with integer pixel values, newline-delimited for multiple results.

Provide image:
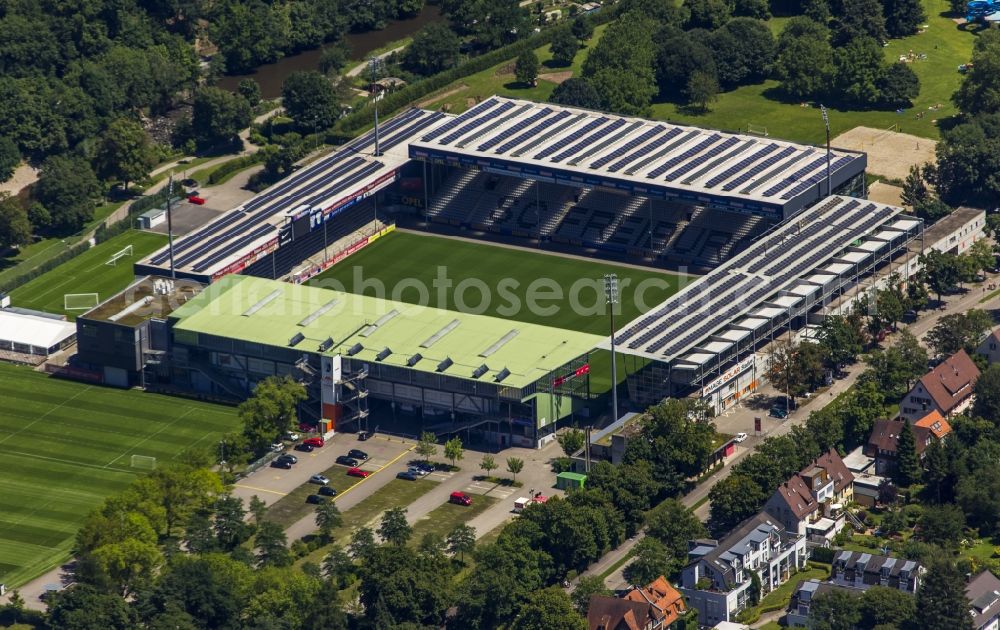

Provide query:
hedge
left=207, top=153, right=265, bottom=185
left=331, top=8, right=616, bottom=141
left=0, top=239, right=92, bottom=294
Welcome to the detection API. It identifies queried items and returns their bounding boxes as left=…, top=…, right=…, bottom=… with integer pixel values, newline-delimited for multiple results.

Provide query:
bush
left=207, top=154, right=265, bottom=185
left=812, top=546, right=836, bottom=563
left=551, top=457, right=574, bottom=473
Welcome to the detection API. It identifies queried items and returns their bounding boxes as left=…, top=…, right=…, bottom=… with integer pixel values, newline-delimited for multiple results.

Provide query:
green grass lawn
left=409, top=495, right=499, bottom=545
left=263, top=465, right=364, bottom=528
left=148, top=156, right=215, bottom=186
left=308, top=231, right=686, bottom=335
left=190, top=156, right=262, bottom=187
left=740, top=563, right=831, bottom=622
left=8, top=230, right=167, bottom=318
left=0, top=363, right=239, bottom=587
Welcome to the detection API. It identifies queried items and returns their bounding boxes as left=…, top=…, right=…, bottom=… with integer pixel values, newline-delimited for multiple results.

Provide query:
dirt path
left=0, top=163, right=39, bottom=196
left=416, top=84, right=468, bottom=108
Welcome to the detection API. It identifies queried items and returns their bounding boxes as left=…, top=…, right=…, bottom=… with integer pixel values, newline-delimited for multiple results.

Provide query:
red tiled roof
left=866, top=419, right=933, bottom=456
left=917, top=349, right=980, bottom=414
left=913, top=410, right=953, bottom=440
left=623, top=576, right=686, bottom=626
left=813, top=448, right=854, bottom=494
left=587, top=595, right=645, bottom=630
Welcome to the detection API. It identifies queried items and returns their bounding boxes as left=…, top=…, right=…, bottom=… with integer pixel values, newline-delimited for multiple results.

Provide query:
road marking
left=332, top=444, right=415, bottom=504
left=235, top=484, right=287, bottom=497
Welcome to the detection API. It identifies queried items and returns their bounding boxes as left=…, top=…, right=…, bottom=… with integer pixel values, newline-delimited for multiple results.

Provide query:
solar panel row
left=608, top=128, right=683, bottom=173
left=622, top=130, right=701, bottom=176
left=647, top=135, right=721, bottom=179
left=477, top=107, right=553, bottom=152
left=533, top=117, right=610, bottom=160
left=663, top=137, right=740, bottom=182
left=496, top=110, right=573, bottom=155
left=760, top=156, right=829, bottom=197
left=510, top=112, right=587, bottom=158
left=779, top=156, right=855, bottom=200
left=438, top=101, right=516, bottom=145
left=566, top=121, right=644, bottom=166
left=421, top=98, right=499, bottom=142
left=739, top=150, right=814, bottom=195
left=551, top=119, right=627, bottom=162
left=716, top=146, right=793, bottom=192
left=589, top=125, right=666, bottom=170
left=681, top=140, right=755, bottom=186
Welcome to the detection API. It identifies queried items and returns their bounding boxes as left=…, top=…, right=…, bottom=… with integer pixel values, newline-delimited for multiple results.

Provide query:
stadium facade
left=73, top=95, right=929, bottom=444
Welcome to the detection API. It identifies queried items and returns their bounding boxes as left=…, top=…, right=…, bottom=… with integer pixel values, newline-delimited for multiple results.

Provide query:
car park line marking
left=234, top=484, right=287, bottom=497
left=332, top=444, right=415, bottom=504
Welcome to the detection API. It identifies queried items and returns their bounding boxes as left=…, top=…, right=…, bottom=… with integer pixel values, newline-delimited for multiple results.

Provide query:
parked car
left=306, top=494, right=326, bottom=504
left=310, top=474, right=330, bottom=485
left=271, top=460, right=292, bottom=469
left=270, top=442, right=284, bottom=452
left=303, top=437, right=325, bottom=448
left=449, top=491, right=472, bottom=506
left=283, top=432, right=300, bottom=441
left=414, top=461, right=434, bottom=474
left=396, top=471, right=418, bottom=481
left=336, top=456, right=359, bottom=467
left=294, top=443, right=315, bottom=453
left=348, top=449, right=368, bottom=461
left=734, top=432, right=748, bottom=443
left=276, top=454, right=298, bottom=465
left=347, top=467, right=370, bottom=478
left=318, top=486, right=338, bottom=497
left=769, top=406, right=789, bottom=419
left=357, top=430, right=371, bottom=441
left=188, top=195, right=206, bottom=205
left=408, top=466, right=429, bottom=477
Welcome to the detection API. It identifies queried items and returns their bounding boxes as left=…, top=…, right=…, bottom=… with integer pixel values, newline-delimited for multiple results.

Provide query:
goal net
left=64, top=293, right=99, bottom=310
left=106, top=244, right=134, bottom=266
left=746, top=124, right=769, bottom=137
left=130, top=455, right=157, bottom=470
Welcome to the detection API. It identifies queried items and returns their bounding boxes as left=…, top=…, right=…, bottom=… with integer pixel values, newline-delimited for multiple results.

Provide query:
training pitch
left=309, top=231, right=688, bottom=336
left=0, top=364, right=239, bottom=587
left=8, top=230, right=167, bottom=318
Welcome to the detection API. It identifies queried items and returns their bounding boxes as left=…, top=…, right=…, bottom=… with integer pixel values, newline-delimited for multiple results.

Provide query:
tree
left=919, top=503, right=966, bottom=548
left=453, top=536, right=551, bottom=628
left=775, top=17, right=833, bottom=100
left=515, top=50, right=540, bottom=86
left=657, top=30, right=718, bottom=103
left=876, top=284, right=906, bottom=331
left=623, top=398, right=718, bottom=494
left=645, top=499, right=707, bottom=572
left=582, top=14, right=657, bottom=115
left=315, top=501, right=343, bottom=540
left=833, top=0, right=889, bottom=44
left=95, top=118, right=156, bottom=191
left=447, top=523, right=476, bottom=562
left=926, top=310, right=992, bottom=356
left=192, top=86, right=251, bottom=146
left=319, top=44, right=350, bottom=77
left=935, top=114, right=1000, bottom=203
left=586, top=460, right=662, bottom=536
left=572, top=575, right=611, bottom=614
left=818, top=314, right=863, bottom=369
left=0, top=136, right=20, bottom=182
left=549, top=26, right=580, bottom=67
left=358, top=545, right=454, bottom=626
left=416, top=431, right=437, bottom=462
left=35, top=155, right=100, bottom=232
left=709, top=473, right=769, bottom=533
left=686, top=71, right=720, bottom=112
left=901, top=165, right=930, bottom=208
left=957, top=465, right=1000, bottom=536
left=507, top=456, right=524, bottom=483
left=404, top=23, right=461, bottom=75
left=214, top=494, right=251, bottom=550
left=379, top=506, right=412, bottom=546
left=558, top=428, right=586, bottom=457
left=479, top=454, right=498, bottom=477
left=967, top=238, right=995, bottom=275
left=684, top=0, right=733, bottom=29
left=810, top=588, right=862, bottom=630
left=249, top=495, right=268, bottom=523
left=349, top=526, right=377, bottom=561
left=623, top=537, right=675, bottom=586
left=419, top=531, right=447, bottom=558
left=883, top=0, right=926, bottom=36
left=444, top=437, right=464, bottom=467
left=878, top=478, right=899, bottom=506
left=572, top=16, right=595, bottom=40
left=237, top=79, right=261, bottom=108
left=47, top=584, right=137, bottom=630
left=709, top=18, right=776, bottom=88
left=550, top=78, right=603, bottom=109
left=282, top=71, right=338, bottom=133
left=511, top=587, right=586, bottom=630
left=238, top=375, right=306, bottom=453
left=832, top=35, right=886, bottom=107
left=921, top=250, right=962, bottom=303
left=916, top=558, right=975, bottom=630
left=323, top=545, right=354, bottom=589
left=894, top=420, right=922, bottom=486
left=954, top=30, right=1000, bottom=117
left=0, top=193, right=31, bottom=251
left=878, top=62, right=920, bottom=108
left=975, top=364, right=1000, bottom=425
left=255, top=521, right=292, bottom=567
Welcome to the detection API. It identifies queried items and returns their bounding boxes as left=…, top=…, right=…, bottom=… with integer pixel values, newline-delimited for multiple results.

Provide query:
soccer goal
left=746, top=124, right=769, bottom=137
left=105, top=244, right=134, bottom=266
left=64, top=293, right=99, bottom=311
left=130, top=455, right=157, bottom=470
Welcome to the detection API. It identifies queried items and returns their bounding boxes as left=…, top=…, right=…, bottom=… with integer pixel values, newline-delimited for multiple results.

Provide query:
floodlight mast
left=370, top=56, right=382, bottom=158
left=166, top=176, right=176, bottom=279
left=821, top=105, right=832, bottom=196
left=604, top=274, right=620, bottom=424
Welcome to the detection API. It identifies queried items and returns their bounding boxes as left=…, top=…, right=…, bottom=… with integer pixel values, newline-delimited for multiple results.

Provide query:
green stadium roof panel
left=171, top=275, right=602, bottom=389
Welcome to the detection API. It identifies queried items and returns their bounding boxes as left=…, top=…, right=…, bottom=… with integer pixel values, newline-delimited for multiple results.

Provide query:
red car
left=347, top=467, right=370, bottom=478
left=303, top=437, right=325, bottom=448
left=449, top=491, right=472, bottom=506
left=188, top=195, right=206, bottom=205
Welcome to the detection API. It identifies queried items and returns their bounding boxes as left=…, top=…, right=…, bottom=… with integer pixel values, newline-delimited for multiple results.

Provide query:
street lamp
left=604, top=274, right=620, bottom=424
left=820, top=105, right=832, bottom=196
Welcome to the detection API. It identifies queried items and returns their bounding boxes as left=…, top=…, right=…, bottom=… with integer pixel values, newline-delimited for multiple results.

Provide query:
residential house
left=786, top=579, right=862, bottom=628
left=763, top=449, right=854, bottom=543
left=841, top=446, right=886, bottom=507
left=829, top=551, right=924, bottom=593
left=587, top=576, right=687, bottom=630
left=967, top=571, right=1000, bottom=630
left=864, top=417, right=951, bottom=476
left=977, top=328, right=1000, bottom=365
left=679, top=512, right=807, bottom=626
left=899, top=349, right=980, bottom=422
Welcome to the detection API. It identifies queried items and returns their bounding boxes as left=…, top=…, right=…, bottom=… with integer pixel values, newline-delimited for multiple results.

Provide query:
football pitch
left=0, top=364, right=239, bottom=588
left=8, top=230, right=167, bottom=318
left=309, top=231, right=689, bottom=335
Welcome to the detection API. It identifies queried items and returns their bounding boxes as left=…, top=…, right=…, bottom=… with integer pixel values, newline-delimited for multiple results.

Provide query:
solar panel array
left=609, top=196, right=904, bottom=360
left=410, top=97, right=863, bottom=208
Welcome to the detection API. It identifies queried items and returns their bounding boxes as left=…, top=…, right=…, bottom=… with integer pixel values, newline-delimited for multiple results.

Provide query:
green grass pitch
left=8, top=230, right=167, bottom=318
left=0, top=363, right=239, bottom=587
left=308, top=231, right=688, bottom=336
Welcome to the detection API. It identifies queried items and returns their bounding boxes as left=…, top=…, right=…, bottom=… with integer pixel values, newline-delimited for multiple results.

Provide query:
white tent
left=0, top=310, right=76, bottom=356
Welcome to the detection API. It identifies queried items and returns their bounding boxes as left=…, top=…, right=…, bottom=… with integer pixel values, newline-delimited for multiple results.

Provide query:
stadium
left=80, top=96, right=924, bottom=447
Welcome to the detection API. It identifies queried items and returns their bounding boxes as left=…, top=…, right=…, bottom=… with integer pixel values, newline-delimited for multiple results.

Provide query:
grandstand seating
left=421, top=169, right=770, bottom=266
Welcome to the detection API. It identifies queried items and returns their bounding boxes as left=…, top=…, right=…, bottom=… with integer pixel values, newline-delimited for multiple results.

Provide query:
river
left=217, top=4, right=442, bottom=99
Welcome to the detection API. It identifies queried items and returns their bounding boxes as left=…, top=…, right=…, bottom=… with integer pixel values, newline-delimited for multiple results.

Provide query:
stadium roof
left=603, top=196, right=907, bottom=362
left=170, top=275, right=603, bottom=389
left=0, top=310, right=76, bottom=351
left=136, top=108, right=446, bottom=281
left=409, top=97, right=866, bottom=216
